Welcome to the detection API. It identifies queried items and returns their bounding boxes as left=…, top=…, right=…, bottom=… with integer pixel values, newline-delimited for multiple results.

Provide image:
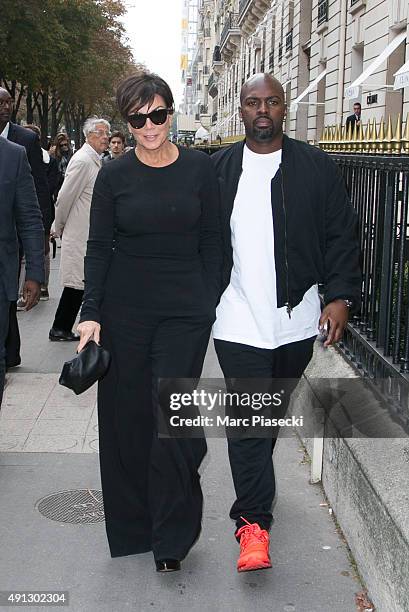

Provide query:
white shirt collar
left=1, top=122, right=10, bottom=139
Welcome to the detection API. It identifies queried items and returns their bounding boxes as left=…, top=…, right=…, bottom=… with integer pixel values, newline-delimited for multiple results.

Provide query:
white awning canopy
left=290, top=69, right=327, bottom=112
left=195, top=126, right=210, bottom=140
left=394, top=59, right=409, bottom=90
left=345, top=31, right=406, bottom=99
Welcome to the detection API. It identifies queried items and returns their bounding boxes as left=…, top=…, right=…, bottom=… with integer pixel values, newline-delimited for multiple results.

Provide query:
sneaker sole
left=237, top=553, right=272, bottom=572
left=49, top=337, right=78, bottom=342
left=237, top=560, right=272, bottom=572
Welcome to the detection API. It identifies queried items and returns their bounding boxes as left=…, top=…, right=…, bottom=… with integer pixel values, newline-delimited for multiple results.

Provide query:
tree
left=0, top=0, right=141, bottom=145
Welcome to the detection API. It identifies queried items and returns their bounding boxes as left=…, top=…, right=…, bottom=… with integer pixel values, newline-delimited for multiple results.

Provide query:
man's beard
left=252, top=124, right=275, bottom=142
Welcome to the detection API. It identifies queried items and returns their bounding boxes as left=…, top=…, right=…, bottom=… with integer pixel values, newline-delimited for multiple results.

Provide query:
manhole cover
left=36, top=489, right=104, bottom=524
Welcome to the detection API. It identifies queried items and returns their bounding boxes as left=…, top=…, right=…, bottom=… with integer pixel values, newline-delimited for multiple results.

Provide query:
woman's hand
left=76, top=320, right=101, bottom=352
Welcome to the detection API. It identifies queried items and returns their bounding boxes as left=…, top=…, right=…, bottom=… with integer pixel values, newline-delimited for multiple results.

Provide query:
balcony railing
left=221, top=13, right=239, bottom=48
left=213, top=45, right=222, bottom=63
left=239, top=0, right=251, bottom=17
left=208, top=72, right=217, bottom=90
left=318, top=0, right=329, bottom=25
left=285, top=29, right=293, bottom=52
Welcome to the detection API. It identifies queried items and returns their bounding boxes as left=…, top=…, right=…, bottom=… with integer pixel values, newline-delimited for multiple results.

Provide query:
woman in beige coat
left=49, top=117, right=110, bottom=341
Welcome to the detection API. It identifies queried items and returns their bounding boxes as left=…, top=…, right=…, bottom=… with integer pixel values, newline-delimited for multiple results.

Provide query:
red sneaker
left=236, top=517, right=272, bottom=572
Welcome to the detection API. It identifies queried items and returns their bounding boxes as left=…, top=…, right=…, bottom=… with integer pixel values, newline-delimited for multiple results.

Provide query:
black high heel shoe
left=155, top=559, right=181, bottom=573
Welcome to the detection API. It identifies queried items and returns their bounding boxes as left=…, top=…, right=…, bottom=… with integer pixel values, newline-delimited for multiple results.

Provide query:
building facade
left=182, top=0, right=409, bottom=142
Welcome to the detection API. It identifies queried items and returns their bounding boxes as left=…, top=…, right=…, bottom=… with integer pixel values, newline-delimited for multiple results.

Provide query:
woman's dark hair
left=52, top=132, right=72, bottom=159
left=116, top=71, right=174, bottom=120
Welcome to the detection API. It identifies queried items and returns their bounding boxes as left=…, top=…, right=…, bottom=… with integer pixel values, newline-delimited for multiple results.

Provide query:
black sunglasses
left=128, top=108, right=173, bottom=129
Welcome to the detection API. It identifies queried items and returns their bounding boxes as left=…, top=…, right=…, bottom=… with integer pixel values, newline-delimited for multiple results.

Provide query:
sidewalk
left=0, top=254, right=366, bottom=611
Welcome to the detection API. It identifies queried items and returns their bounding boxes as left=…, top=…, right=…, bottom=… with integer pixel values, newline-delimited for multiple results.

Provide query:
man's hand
left=23, top=280, right=41, bottom=310
left=319, top=300, right=349, bottom=347
left=49, top=221, right=61, bottom=239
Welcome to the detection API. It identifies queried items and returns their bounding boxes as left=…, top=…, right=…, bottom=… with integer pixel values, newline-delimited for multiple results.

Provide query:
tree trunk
left=26, top=88, right=34, bottom=123
left=40, top=90, right=49, bottom=147
left=50, top=91, right=63, bottom=139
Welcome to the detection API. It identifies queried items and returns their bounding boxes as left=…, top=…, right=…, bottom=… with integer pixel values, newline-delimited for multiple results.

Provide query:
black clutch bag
left=59, top=340, right=111, bottom=395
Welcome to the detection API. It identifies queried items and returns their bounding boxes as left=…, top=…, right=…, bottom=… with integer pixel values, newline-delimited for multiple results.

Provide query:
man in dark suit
left=345, top=102, right=361, bottom=134
left=0, top=137, right=44, bottom=405
left=0, top=87, right=51, bottom=367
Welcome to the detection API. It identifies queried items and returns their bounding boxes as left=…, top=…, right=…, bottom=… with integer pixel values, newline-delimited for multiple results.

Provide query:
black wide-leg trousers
left=214, top=336, right=316, bottom=533
left=98, top=298, right=211, bottom=560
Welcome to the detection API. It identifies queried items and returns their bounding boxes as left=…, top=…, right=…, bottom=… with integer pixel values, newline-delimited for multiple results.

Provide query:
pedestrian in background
left=49, top=117, right=110, bottom=341
left=346, top=102, right=361, bottom=133
left=23, top=124, right=57, bottom=302
left=0, top=137, right=44, bottom=405
left=107, top=130, right=125, bottom=160
left=77, top=72, right=222, bottom=572
left=49, top=133, right=73, bottom=202
left=0, top=88, right=51, bottom=368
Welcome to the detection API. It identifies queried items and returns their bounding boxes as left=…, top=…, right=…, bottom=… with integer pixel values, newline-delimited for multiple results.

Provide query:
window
left=317, top=0, right=328, bottom=26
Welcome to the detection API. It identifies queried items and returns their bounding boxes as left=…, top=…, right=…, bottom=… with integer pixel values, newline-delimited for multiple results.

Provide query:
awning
left=394, top=59, right=409, bottom=90
left=290, top=69, right=327, bottom=112
left=345, top=31, right=406, bottom=99
left=195, top=126, right=210, bottom=140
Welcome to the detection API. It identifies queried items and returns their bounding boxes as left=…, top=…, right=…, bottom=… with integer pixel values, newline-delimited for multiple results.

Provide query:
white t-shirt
left=213, top=145, right=321, bottom=349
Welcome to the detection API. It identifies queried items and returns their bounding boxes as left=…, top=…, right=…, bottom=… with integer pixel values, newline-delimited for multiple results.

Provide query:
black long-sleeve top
left=80, top=146, right=222, bottom=323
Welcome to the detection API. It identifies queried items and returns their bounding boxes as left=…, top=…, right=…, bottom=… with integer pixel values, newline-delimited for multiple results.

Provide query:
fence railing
left=319, top=115, right=409, bottom=155
left=320, top=115, right=409, bottom=427
left=332, top=153, right=409, bottom=428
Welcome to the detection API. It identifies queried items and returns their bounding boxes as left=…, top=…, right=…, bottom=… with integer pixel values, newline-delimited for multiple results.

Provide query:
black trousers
left=214, top=336, right=316, bottom=533
left=52, top=287, right=84, bottom=332
left=98, top=297, right=212, bottom=560
left=0, top=282, right=11, bottom=406
left=5, top=301, right=20, bottom=368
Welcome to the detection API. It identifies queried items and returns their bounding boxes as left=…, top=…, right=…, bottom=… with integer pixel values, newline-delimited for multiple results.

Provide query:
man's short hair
left=24, top=124, right=41, bottom=138
left=82, top=116, right=110, bottom=138
left=116, top=71, right=174, bottom=120
left=109, top=130, right=125, bottom=144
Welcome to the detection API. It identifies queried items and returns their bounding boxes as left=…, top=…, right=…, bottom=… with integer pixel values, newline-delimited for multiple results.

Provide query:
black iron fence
left=333, top=154, right=409, bottom=428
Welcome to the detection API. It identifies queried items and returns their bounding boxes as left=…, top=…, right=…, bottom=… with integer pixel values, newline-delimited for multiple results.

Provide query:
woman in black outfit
left=77, top=73, right=222, bottom=572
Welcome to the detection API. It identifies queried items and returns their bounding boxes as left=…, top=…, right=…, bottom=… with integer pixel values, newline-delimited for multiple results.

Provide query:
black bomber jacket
left=211, top=134, right=362, bottom=315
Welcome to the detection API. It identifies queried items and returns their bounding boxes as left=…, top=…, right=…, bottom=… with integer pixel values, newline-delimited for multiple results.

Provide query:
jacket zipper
left=279, top=164, right=292, bottom=318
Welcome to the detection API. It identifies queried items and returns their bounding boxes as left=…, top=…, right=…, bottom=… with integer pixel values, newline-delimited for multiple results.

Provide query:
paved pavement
left=0, top=253, right=366, bottom=611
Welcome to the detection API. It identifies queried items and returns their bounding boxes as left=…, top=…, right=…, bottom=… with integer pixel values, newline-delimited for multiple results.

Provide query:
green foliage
left=0, top=0, right=141, bottom=139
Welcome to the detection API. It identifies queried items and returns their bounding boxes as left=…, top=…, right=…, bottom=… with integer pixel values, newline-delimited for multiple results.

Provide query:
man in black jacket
left=345, top=102, right=361, bottom=134
left=0, top=87, right=51, bottom=367
left=0, top=137, right=44, bottom=405
left=211, top=74, right=361, bottom=572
